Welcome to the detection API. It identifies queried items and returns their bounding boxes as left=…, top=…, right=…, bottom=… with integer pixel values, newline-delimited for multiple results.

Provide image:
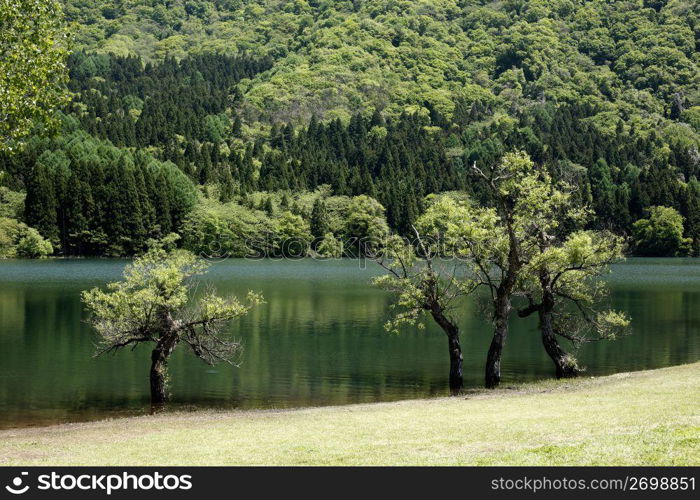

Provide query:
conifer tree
left=310, top=198, right=330, bottom=238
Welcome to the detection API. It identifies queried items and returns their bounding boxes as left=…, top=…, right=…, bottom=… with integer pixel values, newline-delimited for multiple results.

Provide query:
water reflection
left=0, top=258, right=698, bottom=428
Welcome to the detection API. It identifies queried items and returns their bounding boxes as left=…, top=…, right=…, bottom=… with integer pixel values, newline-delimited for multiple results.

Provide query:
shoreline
left=0, top=362, right=696, bottom=433
left=2, top=362, right=698, bottom=466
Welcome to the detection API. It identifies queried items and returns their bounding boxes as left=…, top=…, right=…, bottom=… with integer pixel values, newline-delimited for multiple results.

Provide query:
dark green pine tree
left=589, top=158, right=617, bottom=228
left=681, top=180, right=700, bottom=256
left=263, top=196, right=274, bottom=216
left=280, top=193, right=290, bottom=210
left=242, top=147, right=256, bottom=192
left=24, top=163, right=59, bottom=245
left=232, top=116, right=242, bottom=137
left=310, top=198, right=330, bottom=238
left=63, top=171, right=89, bottom=255
left=199, top=144, right=213, bottom=184
left=119, top=165, right=146, bottom=254
left=152, top=172, right=173, bottom=236
left=101, top=161, right=129, bottom=255
left=220, top=166, right=235, bottom=202
left=134, top=166, right=156, bottom=237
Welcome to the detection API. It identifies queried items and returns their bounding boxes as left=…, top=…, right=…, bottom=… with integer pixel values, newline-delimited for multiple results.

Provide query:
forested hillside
left=1, top=0, right=699, bottom=257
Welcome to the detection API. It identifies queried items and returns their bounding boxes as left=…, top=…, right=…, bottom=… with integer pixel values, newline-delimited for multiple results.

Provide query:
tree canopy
left=632, top=205, right=693, bottom=256
left=82, top=236, right=263, bottom=403
left=0, top=0, right=69, bottom=152
left=377, top=153, right=629, bottom=388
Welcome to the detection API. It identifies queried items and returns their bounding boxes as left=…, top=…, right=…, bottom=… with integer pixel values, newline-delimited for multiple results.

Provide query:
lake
left=0, top=258, right=699, bottom=429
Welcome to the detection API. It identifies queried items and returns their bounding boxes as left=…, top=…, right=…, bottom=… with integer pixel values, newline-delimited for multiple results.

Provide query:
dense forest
left=1, top=0, right=699, bottom=257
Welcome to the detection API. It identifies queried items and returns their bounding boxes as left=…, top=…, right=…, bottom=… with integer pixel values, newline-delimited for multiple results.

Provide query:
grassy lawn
left=1, top=363, right=698, bottom=466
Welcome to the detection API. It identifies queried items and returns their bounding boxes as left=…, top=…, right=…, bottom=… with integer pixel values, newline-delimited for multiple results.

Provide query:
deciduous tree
left=520, top=231, right=630, bottom=378
left=632, top=206, right=692, bottom=257
left=373, top=233, right=472, bottom=393
left=0, top=0, right=69, bottom=152
left=82, top=236, right=263, bottom=405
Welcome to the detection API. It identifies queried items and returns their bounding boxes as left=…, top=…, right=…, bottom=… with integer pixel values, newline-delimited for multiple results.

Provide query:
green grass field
left=1, top=363, right=698, bottom=466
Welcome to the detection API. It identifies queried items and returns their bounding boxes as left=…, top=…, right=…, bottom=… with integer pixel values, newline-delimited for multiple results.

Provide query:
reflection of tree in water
left=0, top=260, right=699, bottom=428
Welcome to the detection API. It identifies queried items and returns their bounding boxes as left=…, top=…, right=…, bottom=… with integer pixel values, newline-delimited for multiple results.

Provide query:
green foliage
left=0, top=217, right=53, bottom=258
left=4, top=1, right=700, bottom=257
left=315, top=232, right=343, bottom=258
left=344, top=195, right=389, bottom=246
left=82, top=237, right=263, bottom=358
left=277, top=210, right=312, bottom=257
left=0, top=186, right=24, bottom=218
left=371, top=234, right=463, bottom=335
left=14, top=224, right=54, bottom=258
left=310, top=198, right=330, bottom=238
left=683, top=107, right=700, bottom=132
left=0, top=0, right=69, bottom=152
left=415, top=192, right=502, bottom=261
left=83, top=237, right=207, bottom=328
left=632, top=205, right=692, bottom=256
left=181, top=197, right=273, bottom=258
left=180, top=190, right=389, bottom=257
left=11, top=127, right=197, bottom=256
left=65, top=51, right=271, bottom=152
left=425, top=152, right=578, bottom=278
left=63, top=0, right=699, bottom=128
left=525, top=230, right=631, bottom=343
left=409, top=153, right=630, bottom=367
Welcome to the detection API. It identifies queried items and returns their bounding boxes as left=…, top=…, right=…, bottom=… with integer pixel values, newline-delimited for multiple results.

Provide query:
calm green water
left=0, top=258, right=699, bottom=428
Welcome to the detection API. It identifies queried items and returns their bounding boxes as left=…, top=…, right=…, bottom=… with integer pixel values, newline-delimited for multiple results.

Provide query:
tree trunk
left=484, top=327, right=504, bottom=388
left=150, top=347, right=169, bottom=407
left=485, top=291, right=510, bottom=388
left=540, top=304, right=579, bottom=379
left=430, top=309, right=463, bottom=394
left=447, top=334, right=463, bottom=394
left=150, top=312, right=180, bottom=408
left=484, top=215, right=520, bottom=389
left=539, top=279, right=580, bottom=379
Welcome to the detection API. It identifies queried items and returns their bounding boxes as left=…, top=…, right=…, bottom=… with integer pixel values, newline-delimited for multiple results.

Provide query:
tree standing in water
left=373, top=233, right=474, bottom=394
left=498, top=160, right=631, bottom=378
left=433, top=153, right=585, bottom=387
left=519, top=230, right=630, bottom=378
left=402, top=155, right=631, bottom=387
left=373, top=190, right=502, bottom=393
left=465, top=152, right=575, bottom=388
left=82, top=235, right=263, bottom=406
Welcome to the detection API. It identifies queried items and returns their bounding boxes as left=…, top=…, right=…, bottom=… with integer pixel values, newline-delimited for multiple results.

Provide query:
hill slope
left=2, top=0, right=699, bottom=257
left=64, top=0, right=699, bottom=125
